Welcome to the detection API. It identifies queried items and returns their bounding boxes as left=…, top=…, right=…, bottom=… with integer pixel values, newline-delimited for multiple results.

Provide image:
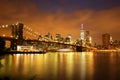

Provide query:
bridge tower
left=11, top=23, right=24, bottom=50
left=12, top=23, right=23, bottom=40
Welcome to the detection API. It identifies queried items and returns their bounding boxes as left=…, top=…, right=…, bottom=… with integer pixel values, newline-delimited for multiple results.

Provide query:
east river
left=0, top=51, right=120, bottom=80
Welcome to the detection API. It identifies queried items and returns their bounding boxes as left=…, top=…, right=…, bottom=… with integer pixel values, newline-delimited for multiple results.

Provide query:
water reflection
left=0, top=52, right=120, bottom=80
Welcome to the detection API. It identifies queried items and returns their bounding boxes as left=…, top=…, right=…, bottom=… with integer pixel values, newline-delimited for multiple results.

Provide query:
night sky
left=0, top=0, right=120, bottom=44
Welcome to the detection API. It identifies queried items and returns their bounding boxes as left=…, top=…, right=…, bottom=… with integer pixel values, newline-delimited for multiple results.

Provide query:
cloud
left=0, top=0, right=120, bottom=44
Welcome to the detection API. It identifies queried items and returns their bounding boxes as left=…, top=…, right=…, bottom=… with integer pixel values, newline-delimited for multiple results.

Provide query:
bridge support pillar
left=12, top=23, right=23, bottom=40
left=0, top=37, right=5, bottom=51
left=10, top=23, right=24, bottom=50
left=10, top=40, right=17, bottom=50
left=76, top=46, right=82, bottom=52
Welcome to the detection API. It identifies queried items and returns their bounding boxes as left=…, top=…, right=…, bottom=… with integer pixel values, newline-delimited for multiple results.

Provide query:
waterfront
left=0, top=52, right=120, bottom=80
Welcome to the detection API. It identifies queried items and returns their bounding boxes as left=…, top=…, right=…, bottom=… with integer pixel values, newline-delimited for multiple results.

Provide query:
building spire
left=81, top=24, right=83, bottom=30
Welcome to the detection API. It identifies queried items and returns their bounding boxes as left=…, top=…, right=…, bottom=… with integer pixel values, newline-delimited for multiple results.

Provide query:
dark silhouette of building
left=0, top=37, right=5, bottom=51
left=102, top=33, right=110, bottom=49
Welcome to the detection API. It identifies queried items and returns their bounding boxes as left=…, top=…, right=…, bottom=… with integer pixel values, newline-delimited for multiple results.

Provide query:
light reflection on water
left=0, top=52, right=120, bottom=80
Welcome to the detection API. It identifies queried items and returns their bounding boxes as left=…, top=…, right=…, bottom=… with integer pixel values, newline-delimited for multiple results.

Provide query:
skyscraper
left=80, top=24, right=85, bottom=41
left=102, top=33, right=110, bottom=49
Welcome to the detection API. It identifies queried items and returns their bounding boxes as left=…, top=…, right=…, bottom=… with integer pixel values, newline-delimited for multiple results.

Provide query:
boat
left=57, top=48, right=74, bottom=52
left=0, top=45, right=47, bottom=54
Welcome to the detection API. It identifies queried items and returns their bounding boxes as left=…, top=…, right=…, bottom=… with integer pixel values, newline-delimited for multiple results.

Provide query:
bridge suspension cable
left=0, top=23, right=40, bottom=39
left=23, top=25, right=40, bottom=39
left=0, top=24, right=12, bottom=37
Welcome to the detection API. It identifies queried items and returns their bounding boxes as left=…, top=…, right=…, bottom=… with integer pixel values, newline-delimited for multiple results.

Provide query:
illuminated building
left=47, top=32, right=52, bottom=40
left=110, top=35, right=113, bottom=44
left=80, top=24, right=86, bottom=46
left=80, top=24, right=92, bottom=46
left=55, top=34, right=61, bottom=42
left=80, top=24, right=85, bottom=41
left=102, top=33, right=110, bottom=49
left=45, top=32, right=52, bottom=40
left=65, top=34, right=72, bottom=42
left=89, top=36, right=92, bottom=44
left=86, top=31, right=90, bottom=43
left=67, top=34, right=72, bottom=41
left=38, top=35, right=42, bottom=40
left=86, top=31, right=92, bottom=46
left=79, top=24, right=92, bottom=46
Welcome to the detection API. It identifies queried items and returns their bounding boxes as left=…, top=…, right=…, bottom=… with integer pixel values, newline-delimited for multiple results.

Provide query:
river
left=0, top=51, right=120, bottom=80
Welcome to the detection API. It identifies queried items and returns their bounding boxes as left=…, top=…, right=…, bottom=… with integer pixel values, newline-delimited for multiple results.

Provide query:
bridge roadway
left=0, top=36, right=89, bottom=52
left=0, top=36, right=80, bottom=46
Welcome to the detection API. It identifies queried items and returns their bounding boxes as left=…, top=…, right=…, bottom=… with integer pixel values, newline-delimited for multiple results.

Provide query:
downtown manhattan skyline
left=0, top=0, right=120, bottom=44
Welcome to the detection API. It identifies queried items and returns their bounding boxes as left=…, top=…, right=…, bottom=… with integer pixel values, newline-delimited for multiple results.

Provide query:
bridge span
left=0, top=22, right=92, bottom=52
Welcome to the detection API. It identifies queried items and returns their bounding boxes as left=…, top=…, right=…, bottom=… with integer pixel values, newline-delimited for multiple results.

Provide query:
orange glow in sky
left=0, top=0, right=120, bottom=44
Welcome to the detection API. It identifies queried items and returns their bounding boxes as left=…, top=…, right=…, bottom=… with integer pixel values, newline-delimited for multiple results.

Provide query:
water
left=0, top=52, right=120, bottom=80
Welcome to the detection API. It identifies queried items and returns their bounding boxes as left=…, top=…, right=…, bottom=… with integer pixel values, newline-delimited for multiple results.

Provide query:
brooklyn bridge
left=0, top=23, right=92, bottom=52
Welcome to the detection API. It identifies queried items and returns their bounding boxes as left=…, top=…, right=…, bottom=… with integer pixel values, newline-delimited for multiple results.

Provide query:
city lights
left=0, top=22, right=120, bottom=52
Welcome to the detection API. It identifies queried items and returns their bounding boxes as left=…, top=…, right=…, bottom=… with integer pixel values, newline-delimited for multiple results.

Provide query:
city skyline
left=0, top=0, right=120, bottom=44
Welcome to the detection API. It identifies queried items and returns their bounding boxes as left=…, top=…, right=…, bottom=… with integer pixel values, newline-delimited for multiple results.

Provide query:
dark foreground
left=0, top=51, right=120, bottom=80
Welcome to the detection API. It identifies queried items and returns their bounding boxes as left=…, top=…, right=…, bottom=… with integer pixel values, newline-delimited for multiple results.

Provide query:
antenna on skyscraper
left=81, top=24, right=83, bottom=30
